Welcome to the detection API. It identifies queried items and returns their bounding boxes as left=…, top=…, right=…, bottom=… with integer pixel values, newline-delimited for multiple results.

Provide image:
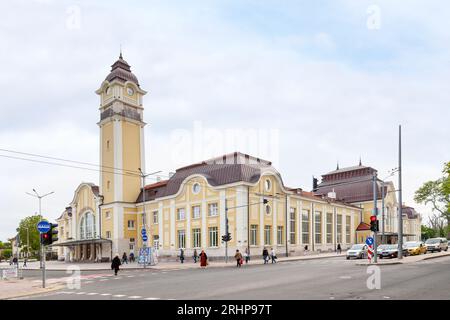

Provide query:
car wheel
left=346, top=256, right=349, bottom=260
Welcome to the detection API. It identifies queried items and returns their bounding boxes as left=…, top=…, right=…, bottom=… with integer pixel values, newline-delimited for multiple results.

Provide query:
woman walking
left=262, top=247, right=269, bottom=264
left=244, top=247, right=250, bottom=264
left=179, top=248, right=185, bottom=264
left=199, top=249, right=208, bottom=268
left=111, top=254, right=121, bottom=276
left=234, top=249, right=243, bottom=268
left=337, top=243, right=342, bottom=254
left=193, top=249, right=198, bottom=263
left=270, top=247, right=277, bottom=264
left=122, top=252, right=128, bottom=264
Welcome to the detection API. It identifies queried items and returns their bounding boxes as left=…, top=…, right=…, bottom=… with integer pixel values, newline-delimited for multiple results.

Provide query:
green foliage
left=1, top=248, right=12, bottom=259
left=414, top=161, right=450, bottom=223
left=16, top=214, right=44, bottom=254
left=421, top=225, right=436, bottom=240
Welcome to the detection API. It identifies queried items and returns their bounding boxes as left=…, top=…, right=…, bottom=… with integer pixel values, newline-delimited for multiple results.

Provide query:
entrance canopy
left=51, top=238, right=112, bottom=247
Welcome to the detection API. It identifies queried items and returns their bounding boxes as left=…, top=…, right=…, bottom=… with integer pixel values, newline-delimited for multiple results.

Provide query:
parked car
left=425, top=238, right=448, bottom=252
left=376, top=244, right=391, bottom=258
left=346, top=244, right=368, bottom=259
left=379, top=244, right=409, bottom=259
left=405, top=241, right=427, bottom=255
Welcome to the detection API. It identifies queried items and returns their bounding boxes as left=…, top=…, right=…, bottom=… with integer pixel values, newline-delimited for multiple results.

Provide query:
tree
left=414, top=161, right=450, bottom=225
left=16, top=214, right=44, bottom=256
left=421, top=225, right=436, bottom=240
left=428, top=213, right=446, bottom=237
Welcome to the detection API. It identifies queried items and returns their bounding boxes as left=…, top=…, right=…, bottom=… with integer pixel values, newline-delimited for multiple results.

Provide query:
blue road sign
left=37, top=220, right=51, bottom=233
left=141, top=228, right=147, bottom=236
left=365, top=237, right=374, bottom=246
left=142, top=234, right=148, bottom=242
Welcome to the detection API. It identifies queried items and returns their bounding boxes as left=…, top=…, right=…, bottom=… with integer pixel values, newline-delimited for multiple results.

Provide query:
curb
left=1, top=283, right=65, bottom=300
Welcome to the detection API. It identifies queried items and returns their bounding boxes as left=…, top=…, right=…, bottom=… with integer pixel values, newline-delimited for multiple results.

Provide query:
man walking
left=244, top=247, right=250, bottom=264
left=270, top=247, right=277, bottom=264
left=262, top=247, right=269, bottom=264
left=337, top=243, right=342, bottom=254
left=179, top=248, right=185, bottom=264
left=111, top=254, right=121, bottom=276
left=193, top=249, right=198, bottom=263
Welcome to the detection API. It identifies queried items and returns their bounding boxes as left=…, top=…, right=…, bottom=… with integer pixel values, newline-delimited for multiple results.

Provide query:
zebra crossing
left=49, top=291, right=173, bottom=300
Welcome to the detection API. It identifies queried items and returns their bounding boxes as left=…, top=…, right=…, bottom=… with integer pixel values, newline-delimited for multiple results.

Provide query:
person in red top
left=199, top=249, right=208, bottom=268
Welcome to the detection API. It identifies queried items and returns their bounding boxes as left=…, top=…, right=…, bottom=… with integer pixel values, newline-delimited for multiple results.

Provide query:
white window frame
left=208, top=203, right=218, bottom=217
left=302, top=209, right=310, bottom=244
left=250, top=224, right=258, bottom=246
left=177, top=208, right=185, bottom=221
left=192, top=228, right=201, bottom=248
left=315, top=211, right=322, bottom=244
left=177, top=230, right=186, bottom=249
left=127, top=220, right=135, bottom=230
left=192, top=205, right=201, bottom=219
left=264, top=225, right=271, bottom=245
left=208, top=227, right=218, bottom=247
left=152, top=211, right=159, bottom=224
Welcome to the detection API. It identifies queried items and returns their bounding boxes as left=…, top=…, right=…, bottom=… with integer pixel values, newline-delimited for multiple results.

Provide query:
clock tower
left=95, top=53, right=147, bottom=253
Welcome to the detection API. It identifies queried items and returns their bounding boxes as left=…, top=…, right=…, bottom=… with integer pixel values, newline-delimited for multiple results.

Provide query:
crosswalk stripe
left=145, top=297, right=160, bottom=300
left=76, top=292, right=86, bottom=295
left=113, top=294, right=126, bottom=297
left=128, top=296, right=142, bottom=299
left=100, top=293, right=112, bottom=296
left=87, top=293, right=99, bottom=295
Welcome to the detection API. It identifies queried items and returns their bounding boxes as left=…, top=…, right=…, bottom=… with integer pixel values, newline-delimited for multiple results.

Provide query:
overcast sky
left=1, top=0, right=449, bottom=241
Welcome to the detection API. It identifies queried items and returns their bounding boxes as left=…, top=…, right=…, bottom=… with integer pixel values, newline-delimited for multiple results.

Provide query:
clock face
left=127, top=87, right=134, bottom=96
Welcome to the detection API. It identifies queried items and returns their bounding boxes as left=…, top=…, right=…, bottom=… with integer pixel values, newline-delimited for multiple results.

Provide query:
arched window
left=79, top=212, right=96, bottom=240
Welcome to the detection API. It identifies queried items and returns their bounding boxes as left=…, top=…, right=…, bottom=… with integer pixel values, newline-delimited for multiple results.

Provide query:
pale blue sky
left=0, top=0, right=449, bottom=240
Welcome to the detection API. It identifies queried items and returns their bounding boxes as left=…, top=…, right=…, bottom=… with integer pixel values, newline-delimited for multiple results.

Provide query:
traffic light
left=370, top=216, right=379, bottom=232
left=221, top=233, right=232, bottom=242
left=41, top=223, right=58, bottom=246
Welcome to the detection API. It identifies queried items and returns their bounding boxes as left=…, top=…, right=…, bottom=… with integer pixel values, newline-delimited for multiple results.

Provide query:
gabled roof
left=356, top=222, right=371, bottom=231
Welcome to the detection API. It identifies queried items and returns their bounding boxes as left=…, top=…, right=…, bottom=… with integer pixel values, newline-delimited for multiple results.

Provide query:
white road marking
left=113, top=294, right=126, bottom=297
left=84, top=281, right=93, bottom=284
left=145, top=297, right=160, bottom=300
left=127, top=275, right=135, bottom=278
left=383, top=296, right=391, bottom=299
left=339, top=276, right=352, bottom=279
left=99, top=279, right=108, bottom=282
left=100, top=293, right=112, bottom=296
left=87, top=293, right=99, bottom=295
left=76, top=292, right=86, bottom=295
left=128, top=296, right=142, bottom=299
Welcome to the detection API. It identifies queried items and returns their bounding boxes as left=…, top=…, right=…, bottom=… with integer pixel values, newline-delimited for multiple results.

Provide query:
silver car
left=425, top=238, right=449, bottom=252
left=346, top=244, right=368, bottom=259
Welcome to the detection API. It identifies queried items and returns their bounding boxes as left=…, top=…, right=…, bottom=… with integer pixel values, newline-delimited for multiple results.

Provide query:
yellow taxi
left=405, top=241, right=427, bottom=255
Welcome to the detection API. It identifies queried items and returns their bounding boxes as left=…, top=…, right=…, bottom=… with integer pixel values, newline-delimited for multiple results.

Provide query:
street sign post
left=37, top=220, right=51, bottom=288
left=366, top=237, right=374, bottom=263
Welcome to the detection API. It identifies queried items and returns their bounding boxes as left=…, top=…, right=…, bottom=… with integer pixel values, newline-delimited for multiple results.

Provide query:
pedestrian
left=244, top=247, right=250, bottom=264
left=13, top=256, right=18, bottom=266
left=23, top=257, right=27, bottom=267
left=129, top=252, right=135, bottom=263
left=111, top=254, right=121, bottom=276
left=199, top=249, right=208, bottom=268
left=270, top=247, right=277, bottom=264
left=337, top=243, right=342, bottom=254
left=122, top=252, right=128, bottom=264
left=262, top=247, right=269, bottom=264
left=179, top=248, right=185, bottom=264
left=234, top=250, right=243, bottom=268
left=304, top=245, right=308, bottom=252
left=193, top=249, right=198, bottom=263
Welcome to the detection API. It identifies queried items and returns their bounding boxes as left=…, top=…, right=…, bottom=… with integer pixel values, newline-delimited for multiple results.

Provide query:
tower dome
left=105, top=53, right=140, bottom=86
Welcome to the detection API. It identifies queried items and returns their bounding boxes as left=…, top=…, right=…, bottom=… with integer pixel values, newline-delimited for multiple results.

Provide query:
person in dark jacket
left=234, top=250, right=243, bottom=268
left=193, top=249, right=198, bottom=263
left=122, top=252, right=128, bottom=264
left=111, top=254, right=121, bottom=276
left=179, top=248, right=185, bottom=264
left=199, top=250, right=208, bottom=268
left=262, top=248, right=269, bottom=264
left=337, top=243, right=342, bottom=254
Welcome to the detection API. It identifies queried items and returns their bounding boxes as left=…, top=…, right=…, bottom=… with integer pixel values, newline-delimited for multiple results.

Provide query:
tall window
left=127, top=220, right=135, bottom=229
left=326, top=213, right=333, bottom=244
left=192, top=205, right=201, bottom=219
left=208, top=227, right=218, bottom=247
left=315, top=211, right=322, bottom=244
left=192, top=228, right=201, bottom=248
left=345, top=216, right=351, bottom=243
left=80, top=212, right=96, bottom=240
left=264, top=225, right=271, bottom=245
left=302, top=209, right=310, bottom=244
left=250, top=225, right=258, bottom=245
left=208, top=203, right=218, bottom=216
left=153, top=235, right=159, bottom=251
left=277, top=226, right=284, bottom=245
left=153, top=211, right=159, bottom=224
left=290, top=207, right=296, bottom=245
left=177, top=208, right=185, bottom=221
left=337, top=214, right=342, bottom=244
left=177, top=230, right=186, bottom=249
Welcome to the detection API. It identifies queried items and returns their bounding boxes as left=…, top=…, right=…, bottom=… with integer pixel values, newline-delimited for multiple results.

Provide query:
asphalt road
left=16, top=256, right=450, bottom=300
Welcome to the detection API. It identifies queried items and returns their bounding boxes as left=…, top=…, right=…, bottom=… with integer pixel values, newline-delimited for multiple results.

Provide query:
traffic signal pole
left=42, top=244, right=46, bottom=288
left=225, top=199, right=228, bottom=263
left=372, top=172, right=378, bottom=263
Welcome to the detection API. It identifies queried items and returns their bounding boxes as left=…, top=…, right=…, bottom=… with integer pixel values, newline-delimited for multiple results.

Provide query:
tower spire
left=336, top=161, right=339, bottom=170
left=119, top=44, right=123, bottom=59
left=359, top=156, right=362, bottom=166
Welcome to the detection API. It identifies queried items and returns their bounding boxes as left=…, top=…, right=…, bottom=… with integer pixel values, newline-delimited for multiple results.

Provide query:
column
left=158, top=203, right=163, bottom=251
left=298, top=200, right=302, bottom=245
left=186, top=202, right=191, bottom=249
left=170, top=200, right=175, bottom=251
left=272, top=198, right=278, bottom=246
left=201, top=200, right=207, bottom=249
left=219, top=191, right=226, bottom=247
left=260, top=196, right=264, bottom=247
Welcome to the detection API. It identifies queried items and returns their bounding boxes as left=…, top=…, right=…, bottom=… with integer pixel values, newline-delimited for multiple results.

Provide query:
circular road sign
left=37, top=220, right=51, bottom=233
left=141, top=228, right=147, bottom=236
left=365, top=237, right=374, bottom=246
left=142, top=234, right=148, bottom=242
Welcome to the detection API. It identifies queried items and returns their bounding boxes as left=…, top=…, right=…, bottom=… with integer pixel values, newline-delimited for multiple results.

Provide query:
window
left=105, top=211, right=111, bottom=219
left=250, top=225, right=258, bottom=245
left=209, top=227, right=218, bottom=247
left=192, top=228, right=201, bottom=248
left=315, top=211, right=322, bottom=244
left=127, top=220, right=135, bottom=229
left=130, top=238, right=135, bottom=243
left=345, top=216, right=351, bottom=243
left=264, top=225, right=271, bottom=245
left=208, top=203, right=218, bottom=217
left=153, top=235, right=159, bottom=250
left=264, top=179, right=271, bottom=191
left=337, top=214, right=342, bottom=244
left=177, top=230, right=186, bottom=249
left=290, top=207, right=296, bottom=245
left=326, top=213, right=333, bottom=244
left=277, top=226, right=284, bottom=245
left=153, top=211, right=158, bottom=224
left=192, top=205, right=201, bottom=219
left=129, top=244, right=134, bottom=251
left=80, top=212, right=96, bottom=240
left=265, top=204, right=271, bottom=215
left=302, top=209, right=310, bottom=244
left=192, top=183, right=201, bottom=194
left=177, top=208, right=185, bottom=221
left=106, top=231, right=111, bottom=239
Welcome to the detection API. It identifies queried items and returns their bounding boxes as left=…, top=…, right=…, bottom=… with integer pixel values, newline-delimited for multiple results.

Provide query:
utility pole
left=381, top=181, right=385, bottom=244
left=225, top=199, right=229, bottom=263
left=372, top=172, right=378, bottom=263
left=398, top=125, right=404, bottom=259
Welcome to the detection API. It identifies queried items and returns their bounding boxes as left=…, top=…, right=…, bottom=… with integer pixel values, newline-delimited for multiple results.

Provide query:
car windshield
left=405, top=242, right=420, bottom=248
left=387, top=245, right=398, bottom=250
left=426, top=239, right=439, bottom=244
left=377, top=245, right=389, bottom=250
left=350, top=244, right=364, bottom=250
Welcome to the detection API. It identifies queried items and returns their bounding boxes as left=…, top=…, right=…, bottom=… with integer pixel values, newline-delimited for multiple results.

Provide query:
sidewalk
left=355, top=251, right=450, bottom=266
left=0, top=251, right=346, bottom=271
left=0, top=278, right=64, bottom=300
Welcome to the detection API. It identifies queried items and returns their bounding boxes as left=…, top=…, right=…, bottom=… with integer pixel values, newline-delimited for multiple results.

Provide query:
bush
left=1, top=249, right=12, bottom=259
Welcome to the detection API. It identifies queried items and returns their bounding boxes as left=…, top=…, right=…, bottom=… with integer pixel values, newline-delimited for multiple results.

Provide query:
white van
left=425, top=238, right=449, bottom=252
